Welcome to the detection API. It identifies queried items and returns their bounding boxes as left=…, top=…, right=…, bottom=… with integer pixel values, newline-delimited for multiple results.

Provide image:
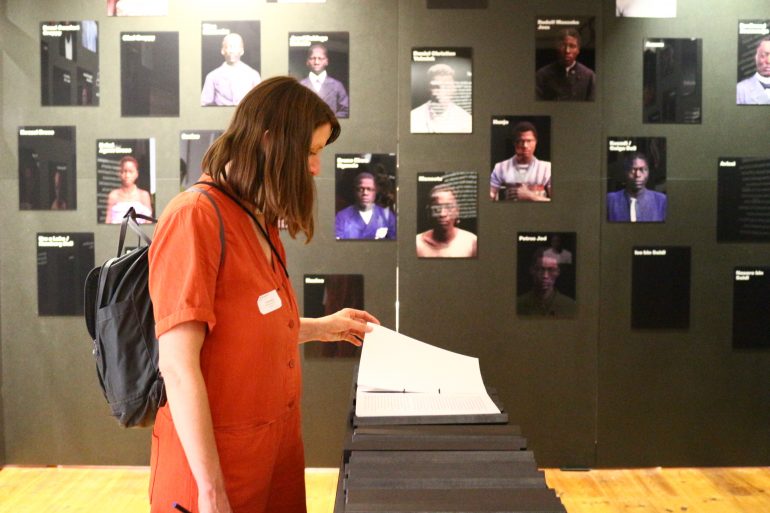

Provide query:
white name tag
left=375, top=227, right=389, bottom=239
left=257, top=289, right=282, bottom=315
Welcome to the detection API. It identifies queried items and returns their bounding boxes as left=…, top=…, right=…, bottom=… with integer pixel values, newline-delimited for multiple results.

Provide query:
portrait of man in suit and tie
left=289, top=33, right=350, bottom=118
left=737, top=34, right=770, bottom=105
left=300, top=43, right=349, bottom=118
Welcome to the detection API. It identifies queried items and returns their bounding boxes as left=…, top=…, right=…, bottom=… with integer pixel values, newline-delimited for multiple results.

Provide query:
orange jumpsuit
left=148, top=185, right=305, bottom=513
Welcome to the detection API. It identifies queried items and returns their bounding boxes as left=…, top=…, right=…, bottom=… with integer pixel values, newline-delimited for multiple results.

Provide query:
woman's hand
left=299, top=308, right=380, bottom=346
left=197, top=485, right=233, bottom=513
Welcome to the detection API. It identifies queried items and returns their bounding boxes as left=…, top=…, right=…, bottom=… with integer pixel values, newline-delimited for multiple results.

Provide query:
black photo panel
left=180, top=130, right=223, bottom=189
left=303, top=274, right=364, bottom=358
left=41, top=21, right=99, bottom=106
left=121, top=32, right=179, bottom=116
left=631, top=247, right=691, bottom=329
left=717, top=157, right=770, bottom=242
left=19, top=126, right=76, bottom=210
left=37, top=232, right=94, bottom=316
left=643, top=38, right=702, bottom=123
left=733, top=267, right=770, bottom=349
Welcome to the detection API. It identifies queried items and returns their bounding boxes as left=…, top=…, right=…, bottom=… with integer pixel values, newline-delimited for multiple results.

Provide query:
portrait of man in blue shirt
left=335, top=172, right=396, bottom=240
left=607, top=152, right=667, bottom=223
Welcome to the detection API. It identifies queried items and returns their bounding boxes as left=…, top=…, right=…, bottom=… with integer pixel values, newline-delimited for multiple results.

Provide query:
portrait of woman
left=49, top=167, right=68, bottom=210
left=104, top=155, right=153, bottom=223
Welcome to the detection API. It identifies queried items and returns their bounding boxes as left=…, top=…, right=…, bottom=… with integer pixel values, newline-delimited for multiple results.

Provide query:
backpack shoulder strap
left=187, top=186, right=226, bottom=269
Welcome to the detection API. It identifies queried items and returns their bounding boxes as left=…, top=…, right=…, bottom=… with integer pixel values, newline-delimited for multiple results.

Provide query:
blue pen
left=172, top=502, right=193, bottom=513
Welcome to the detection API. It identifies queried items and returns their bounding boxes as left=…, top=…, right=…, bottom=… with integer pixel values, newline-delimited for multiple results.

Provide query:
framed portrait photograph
left=289, top=32, right=350, bottom=118
left=18, top=126, right=76, bottom=210
left=120, top=32, right=179, bottom=117
left=643, top=38, right=702, bottom=123
left=606, top=137, right=667, bottom=223
left=40, top=21, right=99, bottom=106
left=490, top=116, right=552, bottom=202
left=535, top=16, right=596, bottom=101
left=410, top=47, right=472, bottom=133
left=303, top=274, right=364, bottom=358
left=737, top=20, right=770, bottom=105
left=96, top=138, right=155, bottom=224
left=416, top=172, right=477, bottom=258
left=107, top=0, right=168, bottom=16
left=201, top=21, right=261, bottom=107
left=516, top=232, right=576, bottom=318
left=616, top=0, right=676, bottom=18
left=334, top=153, right=397, bottom=240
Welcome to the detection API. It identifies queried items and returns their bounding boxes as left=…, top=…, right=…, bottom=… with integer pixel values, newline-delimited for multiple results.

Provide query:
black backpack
left=84, top=188, right=224, bottom=428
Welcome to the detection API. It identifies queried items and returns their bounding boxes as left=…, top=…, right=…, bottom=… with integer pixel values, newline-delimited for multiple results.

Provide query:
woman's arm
left=158, top=321, right=232, bottom=513
left=104, top=190, right=117, bottom=223
left=140, top=188, right=153, bottom=211
left=298, top=308, right=380, bottom=345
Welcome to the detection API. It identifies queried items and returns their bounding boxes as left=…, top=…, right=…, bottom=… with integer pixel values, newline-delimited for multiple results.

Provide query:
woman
left=148, top=77, right=378, bottom=513
left=104, top=155, right=153, bottom=223
left=50, top=168, right=68, bottom=210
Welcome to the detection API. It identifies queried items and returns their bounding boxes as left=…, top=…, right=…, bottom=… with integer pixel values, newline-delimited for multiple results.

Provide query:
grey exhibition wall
left=598, top=2, right=770, bottom=466
left=1, top=0, right=769, bottom=469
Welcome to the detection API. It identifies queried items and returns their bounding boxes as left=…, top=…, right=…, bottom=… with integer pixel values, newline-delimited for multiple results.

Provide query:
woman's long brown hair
left=202, top=76, right=340, bottom=240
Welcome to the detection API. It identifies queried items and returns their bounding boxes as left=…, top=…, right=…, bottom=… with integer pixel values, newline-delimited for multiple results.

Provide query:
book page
left=356, top=324, right=500, bottom=417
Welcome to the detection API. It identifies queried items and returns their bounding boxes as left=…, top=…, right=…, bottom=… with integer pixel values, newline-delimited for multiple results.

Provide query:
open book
left=355, top=324, right=501, bottom=417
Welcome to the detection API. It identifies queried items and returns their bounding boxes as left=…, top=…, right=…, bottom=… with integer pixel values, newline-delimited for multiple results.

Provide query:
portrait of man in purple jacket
left=335, top=172, right=396, bottom=240
left=607, top=152, right=667, bottom=223
left=300, top=43, right=350, bottom=118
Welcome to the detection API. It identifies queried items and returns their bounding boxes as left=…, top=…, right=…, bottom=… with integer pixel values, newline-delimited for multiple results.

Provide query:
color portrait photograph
left=96, top=138, right=155, bottom=224
left=334, top=153, right=397, bottom=240
left=535, top=16, right=596, bottom=102
left=416, top=171, right=477, bottom=258
left=490, top=116, right=552, bottom=202
left=201, top=21, right=261, bottom=107
left=516, top=232, right=576, bottom=318
left=411, top=48, right=473, bottom=133
left=289, top=32, right=349, bottom=118
left=606, top=136, right=667, bottom=223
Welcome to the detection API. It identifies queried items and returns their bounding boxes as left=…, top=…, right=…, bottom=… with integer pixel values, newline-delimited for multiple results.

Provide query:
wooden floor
left=544, top=467, right=770, bottom=513
left=0, top=465, right=768, bottom=513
